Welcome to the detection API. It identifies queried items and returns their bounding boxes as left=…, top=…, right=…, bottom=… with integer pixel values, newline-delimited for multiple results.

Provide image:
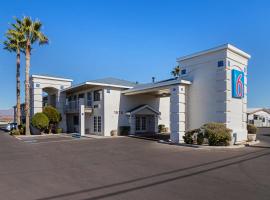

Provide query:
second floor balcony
left=65, top=100, right=93, bottom=114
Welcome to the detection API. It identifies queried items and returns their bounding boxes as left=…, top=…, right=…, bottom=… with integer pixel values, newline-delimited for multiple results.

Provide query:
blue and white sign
left=232, top=69, right=244, bottom=98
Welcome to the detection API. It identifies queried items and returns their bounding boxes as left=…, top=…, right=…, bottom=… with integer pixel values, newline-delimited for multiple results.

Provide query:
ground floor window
left=94, top=116, right=102, bottom=132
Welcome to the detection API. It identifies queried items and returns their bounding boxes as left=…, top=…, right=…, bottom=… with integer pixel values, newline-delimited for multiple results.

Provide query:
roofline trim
left=126, top=105, right=161, bottom=115
left=31, top=75, right=73, bottom=82
left=177, top=44, right=251, bottom=61
left=122, top=79, right=191, bottom=95
left=62, top=81, right=134, bottom=92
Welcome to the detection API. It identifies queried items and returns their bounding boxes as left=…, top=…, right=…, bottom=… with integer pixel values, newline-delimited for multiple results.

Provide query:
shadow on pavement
left=37, top=148, right=270, bottom=200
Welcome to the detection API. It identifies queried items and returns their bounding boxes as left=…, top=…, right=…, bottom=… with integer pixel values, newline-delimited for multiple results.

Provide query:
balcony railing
left=65, top=100, right=93, bottom=113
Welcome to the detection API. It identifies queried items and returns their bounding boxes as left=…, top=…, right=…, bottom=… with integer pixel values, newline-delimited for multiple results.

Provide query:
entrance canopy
left=126, top=104, right=161, bottom=116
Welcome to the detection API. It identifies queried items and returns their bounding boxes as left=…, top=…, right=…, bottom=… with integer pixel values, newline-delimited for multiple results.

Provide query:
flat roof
left=177, top=43, right=251, bottom=61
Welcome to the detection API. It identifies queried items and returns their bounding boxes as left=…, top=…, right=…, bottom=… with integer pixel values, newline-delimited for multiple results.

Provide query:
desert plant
left=158, top=124, right=166, bottom=133
left=31, top=112, right=49, bottom=132
left=247, top=124, right=257, bottom=134
left=18, top=16, right=49, bottom=135
left=18, top=124, right=25, bottom=135
left=203, top=122, right=232, bottom=146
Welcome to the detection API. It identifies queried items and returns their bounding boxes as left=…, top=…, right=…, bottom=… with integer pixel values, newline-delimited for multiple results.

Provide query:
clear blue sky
left=0, top=0, right=269, bottom=109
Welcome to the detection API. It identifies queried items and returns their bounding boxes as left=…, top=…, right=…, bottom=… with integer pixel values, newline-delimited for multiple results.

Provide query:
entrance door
left=135, top=116, right=147, bottom=132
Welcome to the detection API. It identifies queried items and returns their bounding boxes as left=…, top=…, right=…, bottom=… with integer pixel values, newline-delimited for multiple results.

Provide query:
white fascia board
left=85, top=82, right=134, bottom=89
left=31, top=75, right=73, bottom=82
left=177, top=44, right=251, bottom=61
left=122, top=79, right=191, bottom=95
left=62, top=82, right=134, bottom=93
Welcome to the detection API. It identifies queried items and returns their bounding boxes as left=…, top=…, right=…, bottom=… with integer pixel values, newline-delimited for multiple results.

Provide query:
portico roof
left=122, top=78, right=191, bottom=96
left=126, top=105, right=161, bottom=115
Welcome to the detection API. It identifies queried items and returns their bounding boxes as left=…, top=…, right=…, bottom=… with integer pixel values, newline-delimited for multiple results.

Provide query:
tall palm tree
left=3, top=25, right=25, bottom=127
left=19, top=17, right=48, bottom=135
left=171, top=65, right=181, bottom=78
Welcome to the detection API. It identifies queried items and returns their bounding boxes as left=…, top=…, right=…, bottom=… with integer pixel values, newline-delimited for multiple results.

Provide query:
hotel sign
left=232, top=69, right=244, bottom=98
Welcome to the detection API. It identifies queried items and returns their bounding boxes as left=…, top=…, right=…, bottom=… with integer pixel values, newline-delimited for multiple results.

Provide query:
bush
left=10, top=129, right=20, bottom=136
left=158, top=124, right=166, bottom=133
left=18, top=124, right=25, bottom=135
left=203, top=122, right=232, bottom=146
left=183, top=129, right=200, bottom=144
left=197, top=132, right=204, bottom=145
left=56, top=128, right=63, bottom=134
left=31, top=113, right=49, bottom=131
left=119, top=126, right=130, bottom=136
left=247, top=124, right=257, bottom=134
left=43, top=106, right=61, bottom=124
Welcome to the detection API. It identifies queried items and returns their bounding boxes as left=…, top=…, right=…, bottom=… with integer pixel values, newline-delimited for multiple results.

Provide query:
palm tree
left=19, top=17, right=48, bottom=135
left=3, top=25, right=25, bottom=127
left=171, top=65, right=181, bottom=78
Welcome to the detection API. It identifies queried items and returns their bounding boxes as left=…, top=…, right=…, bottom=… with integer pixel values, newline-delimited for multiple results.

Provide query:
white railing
left=65, top=100, right=93, bottom=113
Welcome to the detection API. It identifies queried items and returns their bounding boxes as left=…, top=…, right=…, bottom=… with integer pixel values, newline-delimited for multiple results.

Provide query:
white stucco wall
left=178, top=47, right=249, bottom=142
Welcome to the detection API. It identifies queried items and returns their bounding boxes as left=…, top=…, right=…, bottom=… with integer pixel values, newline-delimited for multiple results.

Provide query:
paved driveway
left=0, top=129, right=270, bottom=200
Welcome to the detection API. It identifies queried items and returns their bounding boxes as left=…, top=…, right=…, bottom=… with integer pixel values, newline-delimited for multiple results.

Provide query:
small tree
left=43, top=106, right=61, bottom=133
left=31, top=113, right=49, bottom=132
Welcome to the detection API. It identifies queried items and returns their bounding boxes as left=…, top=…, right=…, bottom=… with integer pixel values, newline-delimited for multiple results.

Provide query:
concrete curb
left=158, top=140, right=261, bottom=149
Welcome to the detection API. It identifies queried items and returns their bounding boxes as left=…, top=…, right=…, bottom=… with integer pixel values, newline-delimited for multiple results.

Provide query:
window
left=73, top=116, right=79, bottom=125
left=227, top=60, right=231, bottom=67
left=36, top=83, right=40, bottom=88
left=98, top=116, right=101, bottom=132
left=135, top=117, right=141, bottom=131
left=94, top=116, right=97, bottom=132
left=181, top=69, right=187, bottom=75
left=107, top=89, right=110, bottom=93
left=78, top=93, right=85, bottom=99
left=93, top=116, right=102, bottom=132
left=94, top=90, right=102, bottom=101
left=60, top=85, right=64, bottom=90
left=254, top=115, right=258, bottom=120
left=87, top=92, right=92, bottom=107
left=218, top=60, right=224, bottom=67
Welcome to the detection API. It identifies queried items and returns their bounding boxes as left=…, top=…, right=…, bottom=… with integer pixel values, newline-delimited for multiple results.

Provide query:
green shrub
left=10, top=129, right=20, bottom=136
left=18, top=124, right=25, bottom=135
left=197, top=132, right=204, bottom=145
left=183, top=129, right=200, bottom=144
left=158, top=124, right=166, bottom=133
left=31, top=113, right=49, bottom=131
left=119, top=126, right=130, bottom=136
left=203, top=122, right=232, bottom=146
left=247, top=124, right=257, bottom=134
left=56, top=128, right=62, bottom=134
left=43, top=106, right=61, bottom=125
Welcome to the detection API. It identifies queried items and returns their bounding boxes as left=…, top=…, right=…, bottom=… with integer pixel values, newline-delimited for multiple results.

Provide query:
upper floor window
left=87, top=92, right=92, bottom=106
left=218, top=60, right=224, bottom=67
left=94, top=90, right=102, bottom=101
left=78, top=93, right=85, bottom=99
left=181, top=69, right=187, bottom=75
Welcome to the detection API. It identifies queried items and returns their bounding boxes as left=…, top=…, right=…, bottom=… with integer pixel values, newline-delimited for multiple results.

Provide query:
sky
left=0, top=0, right=269, bottom=109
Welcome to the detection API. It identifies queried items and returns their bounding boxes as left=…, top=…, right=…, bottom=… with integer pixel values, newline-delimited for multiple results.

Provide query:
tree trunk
left=16, top=49, right=21, bottom=127
left=25, top=40, right=31, bottom=135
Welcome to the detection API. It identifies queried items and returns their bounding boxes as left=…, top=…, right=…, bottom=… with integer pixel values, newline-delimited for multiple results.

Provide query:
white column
left=32, top=86, right=43, bottom=116
left=79, top=98, right=85, bottom=136
left=170, top=85, right=186, bottom=143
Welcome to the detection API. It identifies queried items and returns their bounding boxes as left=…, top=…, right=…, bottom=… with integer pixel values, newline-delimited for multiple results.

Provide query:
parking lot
left=0, top=128, right=270, bottom=200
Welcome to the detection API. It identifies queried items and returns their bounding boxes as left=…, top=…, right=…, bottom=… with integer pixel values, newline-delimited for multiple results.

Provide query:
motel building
left=29, top=44, right=250, bottom=144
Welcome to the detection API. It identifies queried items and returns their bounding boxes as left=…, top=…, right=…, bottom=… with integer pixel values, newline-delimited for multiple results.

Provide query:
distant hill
left=0, top=109, right=13, bottom=122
